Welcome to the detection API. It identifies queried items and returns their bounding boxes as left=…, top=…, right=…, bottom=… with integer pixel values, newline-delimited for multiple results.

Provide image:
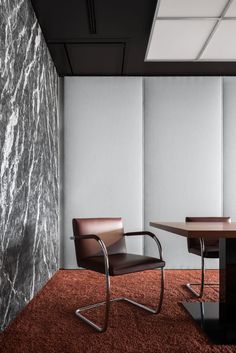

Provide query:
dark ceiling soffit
left=46, top=38, right=130, bottom=44
left=57, top=42, right=126, bottom=76
left=63, top=44, right=74, bottom=74
left=86, top=0, right=96, bottom=34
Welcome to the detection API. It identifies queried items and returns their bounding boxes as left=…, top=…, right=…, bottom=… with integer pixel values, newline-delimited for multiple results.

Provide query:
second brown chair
left=186, top=216, right=231, bottom=298
left=71, top=217, right=165, bottom=332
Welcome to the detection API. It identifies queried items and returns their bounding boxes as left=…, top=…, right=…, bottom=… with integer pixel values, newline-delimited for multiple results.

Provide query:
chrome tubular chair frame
left=185, top=237, right=219, bottom=298
left=71, top=232, right=164, bottom=333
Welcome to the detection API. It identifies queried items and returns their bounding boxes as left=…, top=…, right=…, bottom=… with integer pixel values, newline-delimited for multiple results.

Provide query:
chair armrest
left=70, top=234, right=101, bottom=241
left=124, top=231, right=163, bottom=261
left=70, top=234, right=110, bottom=272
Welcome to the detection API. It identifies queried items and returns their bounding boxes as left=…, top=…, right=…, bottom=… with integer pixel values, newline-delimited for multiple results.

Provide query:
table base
left=182, top=302, right=236, bottom=345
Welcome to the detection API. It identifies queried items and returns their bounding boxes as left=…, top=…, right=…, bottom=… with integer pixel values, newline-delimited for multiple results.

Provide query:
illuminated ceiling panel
left=145, top=0, right=236, bottom=61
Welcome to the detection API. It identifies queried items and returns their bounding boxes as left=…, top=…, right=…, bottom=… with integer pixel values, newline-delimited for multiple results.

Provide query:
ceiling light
left=157, top=0, right=228, bottom=17
left=147, top=20, right=216, bottom=61
left=201, top=20, right=236, bottom=60
left=145, top=0, right=236, bottom=61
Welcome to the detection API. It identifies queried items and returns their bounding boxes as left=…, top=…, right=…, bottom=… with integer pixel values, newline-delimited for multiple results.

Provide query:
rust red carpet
left=0, top=270, right=235, bottom=353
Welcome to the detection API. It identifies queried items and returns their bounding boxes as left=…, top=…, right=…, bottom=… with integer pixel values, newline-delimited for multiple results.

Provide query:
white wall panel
left=223, top=77, right=236, bottom=221
left=63, top=77, right=143, bottom=268
left=144, top=77, right=222, bottom=268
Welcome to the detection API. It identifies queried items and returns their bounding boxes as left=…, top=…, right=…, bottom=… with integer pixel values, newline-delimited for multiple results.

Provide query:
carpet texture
left=0, top=269, right=236, bottom=353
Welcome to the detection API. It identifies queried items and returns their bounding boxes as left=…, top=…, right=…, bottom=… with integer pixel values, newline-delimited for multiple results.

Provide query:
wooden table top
left=150, top=221, right=236, bottom=238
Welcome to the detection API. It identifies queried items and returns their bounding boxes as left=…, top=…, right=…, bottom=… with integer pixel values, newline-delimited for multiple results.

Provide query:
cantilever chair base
left=72, top=219, right=165, bottom=332
left=76, top=267, right=164, bottom=333
left=185, top=217, right=231, bottom=298
left=185, top=282, right=219, bottom=298
left=185, top=236, right=219, bottom=298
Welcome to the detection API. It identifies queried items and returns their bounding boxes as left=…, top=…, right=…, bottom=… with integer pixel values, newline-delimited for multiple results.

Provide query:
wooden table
left=150, top=221, right=236, bottom=345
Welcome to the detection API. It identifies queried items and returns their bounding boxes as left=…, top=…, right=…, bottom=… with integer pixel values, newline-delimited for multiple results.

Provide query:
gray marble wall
left=0, top=0, right=60, bottom=330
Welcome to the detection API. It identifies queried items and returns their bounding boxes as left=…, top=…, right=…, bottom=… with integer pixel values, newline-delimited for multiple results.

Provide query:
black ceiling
left=31, top=0, right=236, bottom=76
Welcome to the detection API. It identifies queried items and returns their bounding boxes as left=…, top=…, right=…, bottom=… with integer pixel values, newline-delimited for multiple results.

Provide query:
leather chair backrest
left=72, top=218, right=127, bottom=261
left=186, top=217, right=231, bottom=250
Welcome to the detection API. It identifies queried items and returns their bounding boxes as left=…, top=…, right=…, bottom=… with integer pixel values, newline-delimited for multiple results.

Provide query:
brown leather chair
left=71, top=217, right=165, bottom=332
left=186, top=216, right=231, bottom=298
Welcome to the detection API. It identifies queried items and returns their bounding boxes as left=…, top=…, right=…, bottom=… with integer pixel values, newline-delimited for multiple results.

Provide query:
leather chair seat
left=189, top=245, right=219, bottom=258
left=79, top=253, right=165, bottom=276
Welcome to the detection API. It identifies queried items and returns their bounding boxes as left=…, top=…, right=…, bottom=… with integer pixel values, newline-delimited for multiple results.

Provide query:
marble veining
left=0, top=0, right=59, bottom=330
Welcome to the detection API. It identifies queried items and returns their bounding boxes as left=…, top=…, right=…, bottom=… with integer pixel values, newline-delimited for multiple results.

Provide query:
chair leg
left=75, top=268, right=164, bottom=332
left=75, top=240, right=111, bottom=333
left=123, top=267, right=165, bottom=314
left=185, top=238, right=219, bottom=298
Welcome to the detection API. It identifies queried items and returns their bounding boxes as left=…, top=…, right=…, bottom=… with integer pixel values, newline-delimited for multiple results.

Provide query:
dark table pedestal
left=183, top=238, right=236, bottom=345
left=183, top=302, right=236, bottom=344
